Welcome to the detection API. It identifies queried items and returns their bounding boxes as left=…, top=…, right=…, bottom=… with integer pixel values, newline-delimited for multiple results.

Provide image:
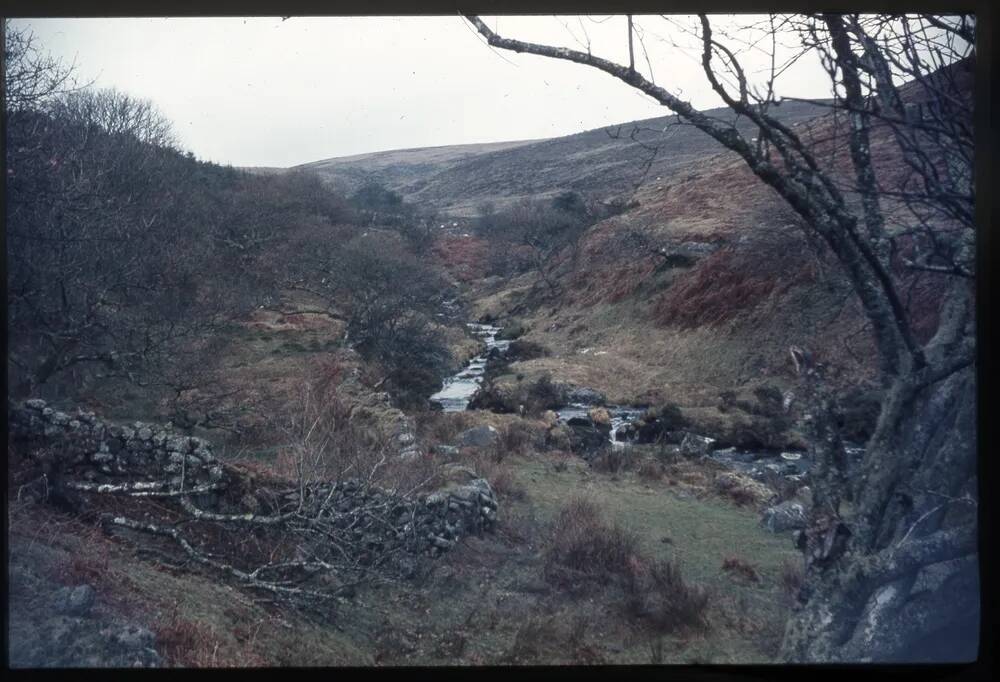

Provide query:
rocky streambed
left=430, top=321, right=856, bottom=486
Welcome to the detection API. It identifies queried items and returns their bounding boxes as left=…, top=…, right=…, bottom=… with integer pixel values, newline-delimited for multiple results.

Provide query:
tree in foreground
left=466, top=13, right=977, bottom=662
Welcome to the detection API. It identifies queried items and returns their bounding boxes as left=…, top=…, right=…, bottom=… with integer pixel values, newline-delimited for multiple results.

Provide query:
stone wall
left=8, top=399, right=497, bottom=559
left=8, top=399, right=224, bottom=491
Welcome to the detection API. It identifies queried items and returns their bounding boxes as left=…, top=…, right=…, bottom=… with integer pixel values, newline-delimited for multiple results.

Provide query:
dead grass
left=542, top=497, right=642, bottom=589
left=637, top=458, right=665, bottom=482
left=779, top=557, right=805, bottom=603
left=542, top=496, right=710, bottom=634
left=721, top=556, right=761, bottom=583
left=654, top=247, right=814, bottom=329
left=463, top=449, right=526, bottom=501
left=154, top=606, right=269, bottom=667
left=624, top=556, right=711, bottom=633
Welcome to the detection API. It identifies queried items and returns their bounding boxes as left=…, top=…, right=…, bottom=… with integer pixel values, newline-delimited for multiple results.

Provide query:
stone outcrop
left=760, top=499, right=808, bottom=533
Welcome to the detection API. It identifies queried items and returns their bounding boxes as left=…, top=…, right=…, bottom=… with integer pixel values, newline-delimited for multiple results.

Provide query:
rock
left=432, top=536, right=455, bottom=550
left=566, top=387, right=606, bottom=405
left=136, top=427, right=153, bottom=441
left=113, top=624, right=156, bottom=651
left=431, top=444, right=460, bottom=458
left=54, top=585, right=96, bottom=616
left=680, top=432, right=715, bottom=458
left=715, top=471, right=776, bottom=507
left=456, top=425, right=499, bottom=449
left=399, top=445, right=422, bottom=459
left=567, top=423, right=608, bottom=455
left=760, top=500, right=808, bottom=532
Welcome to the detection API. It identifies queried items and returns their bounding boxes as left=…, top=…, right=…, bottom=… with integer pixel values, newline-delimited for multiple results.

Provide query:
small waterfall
left=430, top=323, right=509, bottom=412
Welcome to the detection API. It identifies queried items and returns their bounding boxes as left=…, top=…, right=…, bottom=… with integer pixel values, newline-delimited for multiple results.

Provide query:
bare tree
left=3, top=21, right=79, bottom=112
left=466, top=13, right=977, bottom=662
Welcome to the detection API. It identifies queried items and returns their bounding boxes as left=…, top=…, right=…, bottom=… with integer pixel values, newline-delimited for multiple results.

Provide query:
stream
left=554, top=403, right=645, bottom=448
left=429, top=323, right=509, bottom=412
left=429, top=321, right=863, bottom=482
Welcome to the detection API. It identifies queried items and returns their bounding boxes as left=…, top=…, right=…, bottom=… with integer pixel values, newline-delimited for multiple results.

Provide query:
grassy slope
left=8, top=442, right=798, bottom=666
left=463, top=120, right=881, bottom=411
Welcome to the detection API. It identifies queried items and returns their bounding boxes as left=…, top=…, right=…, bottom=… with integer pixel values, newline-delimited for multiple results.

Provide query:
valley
left=6, top=15, right=978, bottom=668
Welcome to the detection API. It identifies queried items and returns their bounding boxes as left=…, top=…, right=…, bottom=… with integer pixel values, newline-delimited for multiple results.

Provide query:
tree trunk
left=781, top=365, right=978, bottom=662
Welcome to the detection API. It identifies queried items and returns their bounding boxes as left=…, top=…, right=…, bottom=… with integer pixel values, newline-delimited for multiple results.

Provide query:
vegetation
left=468, top=12, right=977, bottom=662
left=6, top=13, right=980, bottom=667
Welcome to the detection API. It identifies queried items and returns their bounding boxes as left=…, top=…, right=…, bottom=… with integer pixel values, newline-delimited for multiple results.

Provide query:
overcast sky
left=10, top=15, right=834, bottom=168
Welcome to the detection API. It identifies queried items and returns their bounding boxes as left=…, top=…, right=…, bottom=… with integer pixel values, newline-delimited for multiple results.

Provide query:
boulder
left=456, top=425, right=500, bottom=449
left=567, top=423, right=608, bottom=456
left=54, top=585, right=96, bottom=617
left=760, top=500, right=808, bottom=532
left=566, top=387, right=606, bottom=405
left=679, top=432, right=715, bottom=458
left=431, top=444, right=460, bottom=458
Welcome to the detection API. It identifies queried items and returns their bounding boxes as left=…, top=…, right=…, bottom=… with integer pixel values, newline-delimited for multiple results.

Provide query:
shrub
left=625, top=557, right=711, bottom=633
left=154, top=608, right=268, bottom=667
left=505, top=339, right=549, bottom=362
left=525, top=374, right=564, bottom=414
left=591, top=447, right=628, bottom=474
left=543, top=497, right=641, bottom=587
left=496, top=420, right=539, bottom=459
left=779, top=557, right=805, bottom=602
left=637, top=459, right=664, bottom=482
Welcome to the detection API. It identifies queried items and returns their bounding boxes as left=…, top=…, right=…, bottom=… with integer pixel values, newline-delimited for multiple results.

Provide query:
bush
left=591, top=447, right=628, bottom=474
left=505, top=339, right=549, bottom=362
left=637, top=458, right=664, bottom=482
left=496, top=420, right=540, bottom=459
left=525, top=374, right=564, bottom=414
left=779, top=557, right=805, bottom=602
left=625, top=557, right=711, bottom=633
left=543, top=498, right=710, bottom=634
left=543, top=497, right=641, bottom=588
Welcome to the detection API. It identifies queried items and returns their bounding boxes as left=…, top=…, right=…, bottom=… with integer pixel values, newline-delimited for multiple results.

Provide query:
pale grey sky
left=9, top=15, right=833, bottom=168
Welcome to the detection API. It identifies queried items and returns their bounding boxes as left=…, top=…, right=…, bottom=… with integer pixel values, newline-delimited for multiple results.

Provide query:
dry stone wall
left=8, top=399, right=498, bottom=559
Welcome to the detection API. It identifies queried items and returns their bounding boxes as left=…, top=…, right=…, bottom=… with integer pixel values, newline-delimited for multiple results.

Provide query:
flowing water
left=554, top=403, right=646, bottom=448
left=430, top=323, right=509, bottom=412
left=429, top=320, right=860, bottom=483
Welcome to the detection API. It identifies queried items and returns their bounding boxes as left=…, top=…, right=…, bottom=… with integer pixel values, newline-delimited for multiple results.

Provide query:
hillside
left=7, top=19, right=975, bottom=668
left=295, top=100, right=828, bottom=216
left=295, top=139, right=539, bottom=199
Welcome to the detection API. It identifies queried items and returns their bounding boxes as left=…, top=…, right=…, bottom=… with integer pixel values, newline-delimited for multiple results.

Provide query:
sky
left=9, top=15, right=834, bottom=168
